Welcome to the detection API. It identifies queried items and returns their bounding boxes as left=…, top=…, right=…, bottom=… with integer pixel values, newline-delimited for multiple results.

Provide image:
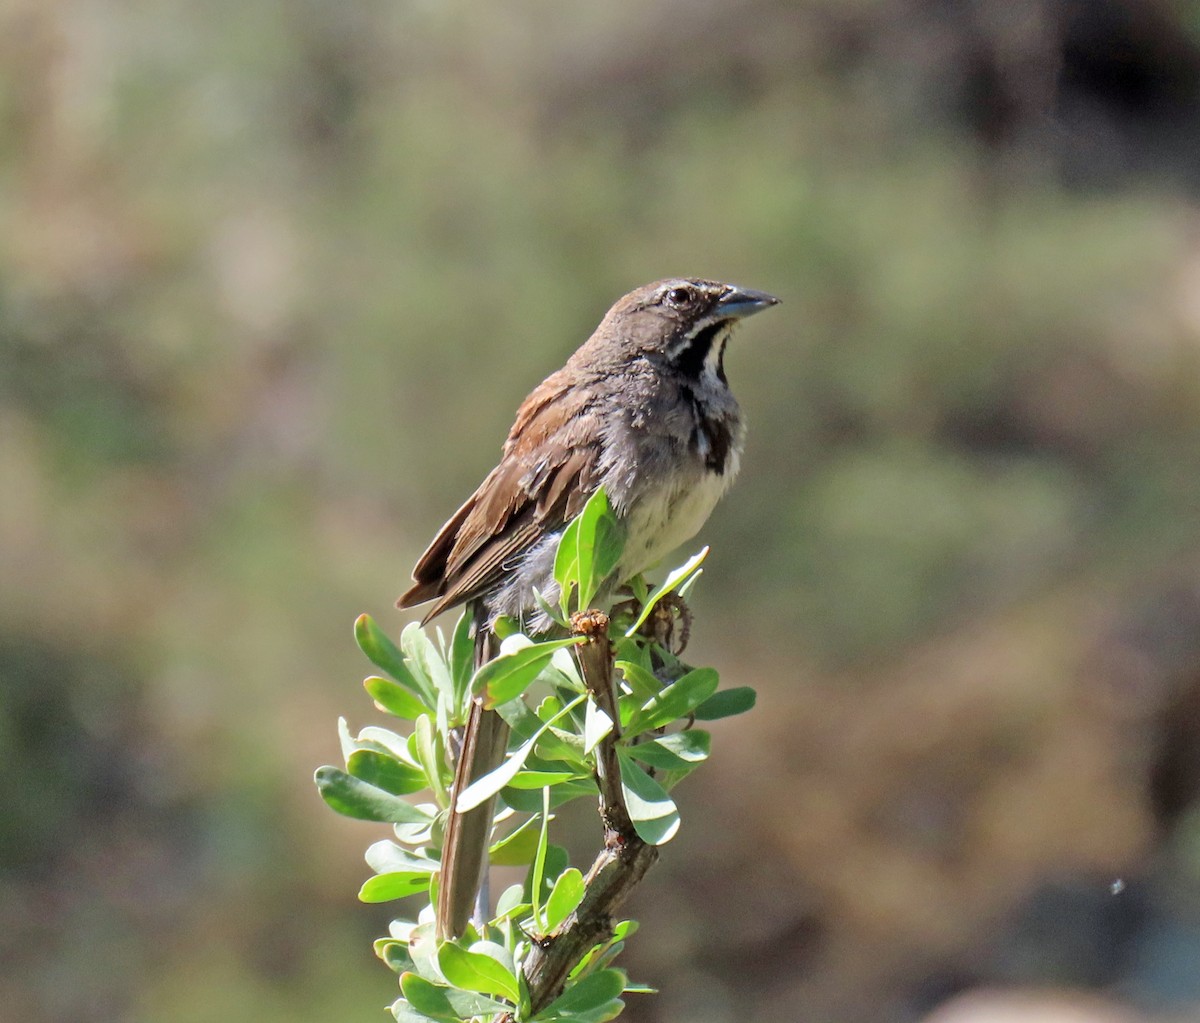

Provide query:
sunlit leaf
left=456, top=735, right=534, bottom=812
left=359, top=871, right=431, bottom=903
left=347, top=749, right=426, bottom=795
left=473, top=636, right=584, bottom=707
left=624, top=730, right=710, bottom=770
left=437, top=942, right=520, bottom=1004
left=365, top=676, right=428, bottom=719
left=502, top=779, right=596, bottom=812
left=356, top=725, right=411, bottom=761
left=375, top=939, right=414, bottom=975
left=615, top=751, right=679, bottom=845
left=400, top=973, right=508, bottom=1022
left=355, top=614, right=429, bottom=701
left=402, top=622, right=454, bottom=702
left=583, top=697, right=613, bottom=754
left=554, top=487, right=626, bottom=612
left=544, top=867, right=585, bottom=931
left=448, top=609, right=474, bottom=711
left=457, top=694, right=585, bottom=811
left=389, top=996, right=443, bottom=1023
left=489, top=817, right=542, bottom=866
left=314, top=766, right=432, bottom=824
left=413, top=714, right=446, bottom=797
left=365, top=840, right=439, bottom=875
left=623, top=667, right=719, bottom=737
left=504, top=769, right=579, bottom=789
left=624, top=547, right=708, bottom=637
left=615, top=660, right=661, bottom=701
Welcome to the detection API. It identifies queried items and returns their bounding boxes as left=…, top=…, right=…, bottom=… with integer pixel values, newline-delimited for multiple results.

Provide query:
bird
left=397, top=277, right=779, bottom=938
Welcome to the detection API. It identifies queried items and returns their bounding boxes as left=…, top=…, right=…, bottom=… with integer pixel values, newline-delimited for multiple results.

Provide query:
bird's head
left=591, top=278, right=780, bottom=381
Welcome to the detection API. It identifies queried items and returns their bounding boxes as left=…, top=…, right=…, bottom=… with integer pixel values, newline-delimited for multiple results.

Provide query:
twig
left=503, top=611, right=659, bottom=1019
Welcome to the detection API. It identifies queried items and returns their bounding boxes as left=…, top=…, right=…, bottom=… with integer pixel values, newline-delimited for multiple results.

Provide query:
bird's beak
left=717, top=286, right=781, bottom=319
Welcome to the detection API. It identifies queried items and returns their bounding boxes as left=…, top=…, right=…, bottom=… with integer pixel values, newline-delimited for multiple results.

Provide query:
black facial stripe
left=681, top=382, right=733, bottom=474
left=669, top=321, right=723, bottom=379
left=716, top=336, right=728, bottom=385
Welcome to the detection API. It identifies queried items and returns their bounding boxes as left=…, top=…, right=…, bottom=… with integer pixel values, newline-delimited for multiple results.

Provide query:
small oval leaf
left=474, top=637, right=583, bottom=707
left=355, top=614, right=427, bottom=698
left=359, top=871, right=431, bottom=903
left=437, top=942, right=520, bottom=1004
left=694, top=685, right=757, bottom=721
left=537, top=968, right=626, bottom=1018
left=544, top=867, right=586, bottom=931
left=347, top=749, right=427, bottom=795
left=364, top=676, right=428, bottom=719
left=624, top=667, right=720, bottom=737
left=314, top=766, right=432, bottom=824
left=615, top=751, right=679, bottom=845
left=625, top=729, right=711, bottom=769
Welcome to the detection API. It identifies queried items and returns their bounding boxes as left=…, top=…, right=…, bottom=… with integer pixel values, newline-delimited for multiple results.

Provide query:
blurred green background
left=4, top=1, right=1200, bottom=1021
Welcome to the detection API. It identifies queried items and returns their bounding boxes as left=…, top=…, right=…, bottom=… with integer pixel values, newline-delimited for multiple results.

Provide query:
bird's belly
left=619, top=468, right=731, bottom=578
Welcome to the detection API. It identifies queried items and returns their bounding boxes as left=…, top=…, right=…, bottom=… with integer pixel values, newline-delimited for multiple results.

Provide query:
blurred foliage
left=3, top=1, right=1200, bottom=1021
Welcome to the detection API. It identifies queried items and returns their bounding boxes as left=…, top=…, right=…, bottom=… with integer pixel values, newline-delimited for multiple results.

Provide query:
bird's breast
left=617, top=455, right=738, bottom=578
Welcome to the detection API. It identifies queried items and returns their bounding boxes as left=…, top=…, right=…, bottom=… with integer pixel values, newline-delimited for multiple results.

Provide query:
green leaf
left=615, top=660, right=661, bottom=701
left=359, top=871, right=431, bottom=903
left=375, top=939, right=414, bottom=975
left=505, top=769, right=579, bottom=789
left=402, top=621, right=454, bottom=702
left=365, top=676, right=428, bottom=719
left=615, top=751, right=679, bottom=845
left=448, top=608, right=474, bottom=710
left=400, top=974, right=456, bottom=1023
left=355, top=614, right=428, bottom=700
left=365, top=840, right=439, bottom=875
left=456, top=734, right=535, bottom=812
left=356, top=725, right=411, bottom=761
left=473, top=636, right=584, bottom=707
left=437, top=943, right=520, bottom=1004
left=404, top=922, right=444, bottom=983
left=399, top=974, right=509, bottom=1022
left=624, top=547, right=709, bottom=637
left=554, top=487, right=626, bottom=612
left=495, top=882, right=528, bottom=918
left=390, top=996, right=445, bottom=1023
left=624, top=730, right=710, bottom=770
left=314, top=766, right=432, bottom=824
left=502, top=779, right=596, bottom=812
left=524, top=842, right=569, bottom=908
left=623, top=667, right=720, bottom=737
left=489, top=817, right=542, bottom=866
left=412, top=714, right=446, bottom=797
left=694, top=685, right=757, bottom=721
left=583, top=697, right=613, bottom=754
left=544, top=867, right=585, bottom=931
left=347, top=749, right=427, bottom=795
left=456, top=694, right=585, bottom=812
left=536, top=969, right=626, bottom=1019
left=530, top=787, right=552, bottom=930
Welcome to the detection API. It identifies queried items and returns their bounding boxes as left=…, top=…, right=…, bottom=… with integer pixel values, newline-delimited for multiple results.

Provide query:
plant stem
left=503, top=611, right=659, bottom=1019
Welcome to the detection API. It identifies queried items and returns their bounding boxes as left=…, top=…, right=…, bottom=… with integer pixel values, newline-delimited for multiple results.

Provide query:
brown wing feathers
left=396, top=372, right=601, bottom=621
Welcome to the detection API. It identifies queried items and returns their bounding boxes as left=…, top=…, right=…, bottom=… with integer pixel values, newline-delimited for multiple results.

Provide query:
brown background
left=3, top=2, right=1200, bottom=1021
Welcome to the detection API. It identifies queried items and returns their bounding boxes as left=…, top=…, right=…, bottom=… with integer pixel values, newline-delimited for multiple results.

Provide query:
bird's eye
left=665, top=286, right=694, bottom=308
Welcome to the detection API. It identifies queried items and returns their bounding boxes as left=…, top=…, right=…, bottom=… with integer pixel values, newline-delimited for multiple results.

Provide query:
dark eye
left=665, top=286, right=693, bottom=308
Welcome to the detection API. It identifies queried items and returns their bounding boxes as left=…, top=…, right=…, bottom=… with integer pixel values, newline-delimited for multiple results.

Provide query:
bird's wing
left=397, top=372, right=602, bottom=621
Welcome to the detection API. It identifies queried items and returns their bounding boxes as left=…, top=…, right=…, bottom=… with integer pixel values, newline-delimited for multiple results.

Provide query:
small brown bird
left=398, top=277, right=779, bottom=937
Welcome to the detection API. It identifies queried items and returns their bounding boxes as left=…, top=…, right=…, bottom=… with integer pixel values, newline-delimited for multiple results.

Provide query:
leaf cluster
left=315, top=490, right=755, bottom=1022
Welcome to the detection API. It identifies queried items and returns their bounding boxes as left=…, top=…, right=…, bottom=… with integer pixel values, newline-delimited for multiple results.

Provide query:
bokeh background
left=4, top=1, right=1200, bottom=1021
